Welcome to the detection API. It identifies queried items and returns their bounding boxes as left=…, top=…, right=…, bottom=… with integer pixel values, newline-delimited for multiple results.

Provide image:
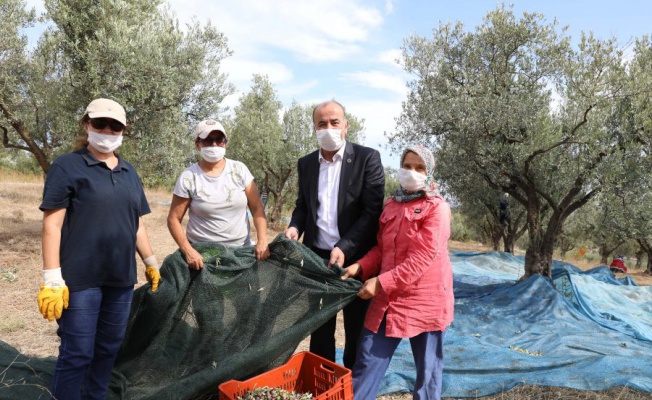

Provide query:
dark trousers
left=52, top=286, right=133, bottom=400
left=352, top=316, right=445, bottom=400
left=309, top=246, right=369, bottom=369
left=310, top=296, right=369, bottom=369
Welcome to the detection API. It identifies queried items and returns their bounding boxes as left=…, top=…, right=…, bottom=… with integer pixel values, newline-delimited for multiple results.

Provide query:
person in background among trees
left=609, top=255, right=627, bottom=274
left=167, top=119, right=270, bottom=268
left=39, top=98, right=160, bottom=399
left=284, top=100, right=385, bottom=369
left=341, top=145, right=454, bottom=400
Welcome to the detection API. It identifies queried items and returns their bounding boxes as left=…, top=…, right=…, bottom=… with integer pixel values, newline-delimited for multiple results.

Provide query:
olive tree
left=1, top=0, right=233, bottom=185
left=391, top=5, right=646, bottom=277
left=599, top=37, right=652, bottom=274
left=441, top=165, right=528, bottom=253
left=0, top=0, right=42, bottom=167
left=603, top=158, right=652, bottom=274
left=626, top=37, right=652, bottom=275
left=383, top=166, right=400, bottom=201
left=227, top=75, right=288, bottom=223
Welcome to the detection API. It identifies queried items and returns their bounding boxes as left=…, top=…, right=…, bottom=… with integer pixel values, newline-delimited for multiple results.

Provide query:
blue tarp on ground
left=378, top=251, right=652, bottom=397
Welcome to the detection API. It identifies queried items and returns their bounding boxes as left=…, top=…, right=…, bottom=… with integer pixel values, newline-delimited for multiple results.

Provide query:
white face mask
left=87, top=130, right=123, bottom=153
left=200, top=146, right=225, bottom=163
left=316, top=129, right=344, bottom=152
left=398, top=168, right=427, bottom=192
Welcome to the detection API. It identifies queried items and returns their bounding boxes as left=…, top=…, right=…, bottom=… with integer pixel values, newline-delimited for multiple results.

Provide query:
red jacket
left=609, top=258, right=627, bottom=273
left=358, top=195, right=454, bottom=338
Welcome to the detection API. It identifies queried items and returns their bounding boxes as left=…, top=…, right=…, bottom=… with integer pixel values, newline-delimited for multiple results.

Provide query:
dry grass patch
left=379, top=385, right=651, bottom=400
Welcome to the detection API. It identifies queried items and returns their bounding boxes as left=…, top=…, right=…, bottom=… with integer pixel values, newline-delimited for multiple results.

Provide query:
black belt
left=311, top=247, right=332, bottom=259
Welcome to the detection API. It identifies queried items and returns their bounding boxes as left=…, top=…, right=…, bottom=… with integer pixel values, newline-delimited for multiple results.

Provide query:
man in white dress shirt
left=285, top=100, right=385, bottom=368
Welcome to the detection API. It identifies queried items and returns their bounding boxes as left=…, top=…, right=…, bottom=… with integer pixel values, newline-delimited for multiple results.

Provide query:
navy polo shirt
left=40, top=147, right=151, bottom=291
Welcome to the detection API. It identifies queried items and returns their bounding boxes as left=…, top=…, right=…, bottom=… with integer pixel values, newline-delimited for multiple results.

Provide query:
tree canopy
left=391, top=5, right=652, bottom=276
left=1, top=0, right=233, bottom=185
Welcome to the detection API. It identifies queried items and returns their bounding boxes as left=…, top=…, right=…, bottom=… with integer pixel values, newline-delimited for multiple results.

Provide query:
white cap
left=194, top=119, right=227, bottom=140
left=84, top=98, right=127, bottom=125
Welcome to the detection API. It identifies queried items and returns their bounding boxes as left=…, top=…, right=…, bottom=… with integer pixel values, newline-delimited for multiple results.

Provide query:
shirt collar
left=318, top=141, right=347, bottom=163
left=79, top=147, right=129, bottom=171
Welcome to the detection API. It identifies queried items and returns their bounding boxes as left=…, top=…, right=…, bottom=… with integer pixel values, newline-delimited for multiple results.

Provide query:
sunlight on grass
left=0, top=169, right=43, bottom=184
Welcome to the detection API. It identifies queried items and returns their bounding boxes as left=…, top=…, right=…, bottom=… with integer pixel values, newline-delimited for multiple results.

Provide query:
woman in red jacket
left=342, top=145, right=454, bottom=400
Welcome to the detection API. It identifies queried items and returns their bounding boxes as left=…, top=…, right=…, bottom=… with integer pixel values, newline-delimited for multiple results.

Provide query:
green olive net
left=0, top=235, right=361, bottom=400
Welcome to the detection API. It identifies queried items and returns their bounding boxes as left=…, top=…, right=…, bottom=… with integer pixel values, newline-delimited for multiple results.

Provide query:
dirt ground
left=1, top=173, right=650, bottom=399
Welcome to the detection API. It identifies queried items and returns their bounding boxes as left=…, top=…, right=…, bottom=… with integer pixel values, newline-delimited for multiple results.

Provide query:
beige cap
left=194, top=119, right=227, bottom=140
left=84, top=98, right=127, bottom=125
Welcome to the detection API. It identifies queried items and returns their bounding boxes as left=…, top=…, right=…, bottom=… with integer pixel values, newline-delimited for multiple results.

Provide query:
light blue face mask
left=200, top=146, right=225, bottom=163
left=316, top=129, right=343, bottom=151
left=398, top=167, right=428, bottom=191
left=87, top=130, right=123, bottom=153
left=399, top=145, right=439, bottom=197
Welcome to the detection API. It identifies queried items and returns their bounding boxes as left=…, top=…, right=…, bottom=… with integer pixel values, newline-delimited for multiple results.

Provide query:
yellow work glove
left=143, top=255, right=160, bottom=292
left=37, top=268, right=69, bottom=322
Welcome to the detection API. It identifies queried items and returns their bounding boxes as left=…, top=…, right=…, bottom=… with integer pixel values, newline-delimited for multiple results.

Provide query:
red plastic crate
left=218, top=351, right=353, bottom=400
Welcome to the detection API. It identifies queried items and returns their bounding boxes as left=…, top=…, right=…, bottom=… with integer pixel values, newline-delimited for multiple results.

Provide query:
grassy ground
left=380, top=386, right=652, bottom=400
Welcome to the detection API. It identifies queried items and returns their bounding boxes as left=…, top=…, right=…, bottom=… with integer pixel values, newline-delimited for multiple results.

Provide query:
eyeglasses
left=89, top=118, right=125, bottom=132
left=199, top=137, right=227, bottom=146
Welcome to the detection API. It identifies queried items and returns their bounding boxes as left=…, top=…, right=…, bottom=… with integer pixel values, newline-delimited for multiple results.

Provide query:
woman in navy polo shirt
left=38, top=98, right=160, bottom=399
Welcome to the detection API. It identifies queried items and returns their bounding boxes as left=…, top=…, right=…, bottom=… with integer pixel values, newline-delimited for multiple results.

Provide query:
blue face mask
left=200, top=146, right=225, bottom=163
left=398, top=168, right=427, bottom=192
left=316, top=129, right=343, bottom=151
left=87, top=130, right=123, bottom=153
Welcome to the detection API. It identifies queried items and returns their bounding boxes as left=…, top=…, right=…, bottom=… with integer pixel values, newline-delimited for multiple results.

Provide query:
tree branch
left=523, top=103, right=595, bottom=177
left=2, top=125, right=31, bottom=151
